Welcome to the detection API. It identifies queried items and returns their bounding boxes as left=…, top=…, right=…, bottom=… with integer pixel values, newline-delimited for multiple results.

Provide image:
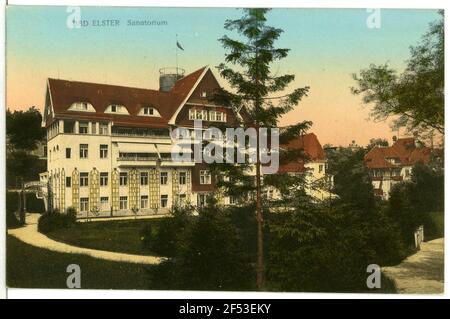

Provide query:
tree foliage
left=266, top=199, right=404, bottom=292
left=146, top=205, right=256, bottom=291
left=351, top=11, right=444, bottom=137
left=210, top=8, right=312, bottom=200
left=325, top=146, right=375, bottom=211
left=6, top=107, right=46, bottom=150
left=388, top=163, right=444, bottom=244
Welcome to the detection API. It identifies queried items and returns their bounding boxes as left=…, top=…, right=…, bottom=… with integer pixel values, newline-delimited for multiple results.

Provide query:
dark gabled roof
left=46, top=66, right=208, bottom=128
left=364, top=137, right=431, bottom=169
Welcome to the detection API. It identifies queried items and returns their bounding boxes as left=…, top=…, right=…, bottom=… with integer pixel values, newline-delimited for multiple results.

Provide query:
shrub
left=38, top=208, right=77, bottom=234
left=146, top=204, right=255, bottom=291
left=65, top=207, right=77, bottom=226
left=7, top=209, right=20, bottom=229
left=142, top=206, right=191, bottom=257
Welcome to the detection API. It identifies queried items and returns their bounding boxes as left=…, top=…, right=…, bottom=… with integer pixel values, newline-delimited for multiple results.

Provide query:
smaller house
left=268, top=133, right=334, bottom=201
left=364, top=137, right=432, bottom=199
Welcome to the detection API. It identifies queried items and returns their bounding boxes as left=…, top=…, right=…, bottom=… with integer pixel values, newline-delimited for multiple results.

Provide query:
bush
left=38, top=208, right=77, bottom=234
left=65, top=207, right=77, bottom=226
left=7, top=208, right=20, bottom=229
left=146, top=204, right=255, bottom=291
left=142, top=206, right=191, bottom=257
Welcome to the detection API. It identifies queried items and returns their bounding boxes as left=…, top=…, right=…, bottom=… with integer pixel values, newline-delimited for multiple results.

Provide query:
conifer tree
left=211, top=8, right=311, bottom=289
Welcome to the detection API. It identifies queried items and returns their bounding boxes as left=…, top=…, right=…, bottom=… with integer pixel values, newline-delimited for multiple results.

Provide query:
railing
left=111, top=132, right=170, bottom=139
left=117, top=156, right=160, bottom=162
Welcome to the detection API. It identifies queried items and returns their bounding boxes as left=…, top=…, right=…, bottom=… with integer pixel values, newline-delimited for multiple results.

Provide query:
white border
left=2, top=0, right=449, bottom=300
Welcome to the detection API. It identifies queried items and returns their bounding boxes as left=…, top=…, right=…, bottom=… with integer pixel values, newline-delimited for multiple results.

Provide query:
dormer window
left=105, top=104, right=129, bottom=115
left=138, top=106, right=161, bottom=117
left=68, top=101, right=95, bottom=112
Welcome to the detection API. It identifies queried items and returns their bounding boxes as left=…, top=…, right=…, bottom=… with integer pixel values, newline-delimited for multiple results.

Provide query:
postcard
left=4, top=4, right=444, bottom=295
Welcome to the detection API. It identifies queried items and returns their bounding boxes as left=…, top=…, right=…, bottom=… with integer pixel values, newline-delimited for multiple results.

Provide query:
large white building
left=39, top=66, right=331, bottom=218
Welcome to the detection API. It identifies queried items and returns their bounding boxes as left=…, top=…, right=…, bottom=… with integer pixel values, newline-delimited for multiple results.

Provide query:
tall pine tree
left=210, top=8, right=311, bottom=289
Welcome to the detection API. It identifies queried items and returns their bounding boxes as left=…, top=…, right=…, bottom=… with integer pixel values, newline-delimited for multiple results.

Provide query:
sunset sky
left=6, top=6, right=440, bottom=146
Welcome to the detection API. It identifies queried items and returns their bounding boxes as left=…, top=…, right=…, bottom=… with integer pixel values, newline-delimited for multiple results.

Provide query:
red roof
left=46, top=66, right=208, bottom=128
left=278, top=133, right=326, bottom=173
left=365, top=138, right=431, bottom=169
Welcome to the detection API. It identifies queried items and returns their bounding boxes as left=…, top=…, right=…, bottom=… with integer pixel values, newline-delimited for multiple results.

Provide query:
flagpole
left=176, top=34, right=178, bottom=75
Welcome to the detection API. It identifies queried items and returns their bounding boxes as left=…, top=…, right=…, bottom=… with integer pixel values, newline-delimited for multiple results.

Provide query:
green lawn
left=46, top=218, right=165, bottom=256
left=6, top=235, right=154, bottom=289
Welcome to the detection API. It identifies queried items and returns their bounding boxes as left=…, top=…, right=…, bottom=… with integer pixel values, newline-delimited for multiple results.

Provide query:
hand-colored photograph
left=5, top=6, right=444, bottom=293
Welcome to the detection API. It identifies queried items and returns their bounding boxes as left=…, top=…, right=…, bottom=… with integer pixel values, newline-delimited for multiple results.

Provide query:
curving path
left=382, top=238, right=444, bottom=294
left=8, top=214, right=166, bottom=265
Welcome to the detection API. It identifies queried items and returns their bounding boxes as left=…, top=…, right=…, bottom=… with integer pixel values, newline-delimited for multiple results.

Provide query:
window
left=80, top=172, right=89, bottom=187
left=99, top=123, right=108, bottom=135
left=405, top=169, right=410, bottom=177
left=100, top=197, right=109, bottom=210
left=199, top=170, right=211, bottom=185
left=198, top=193, right=207, bottom=207
left=143, top=107, right=154, bottom=115
left=79, top=122, right=88, bottom=134
left=111, top=105, right=117, bottom=112
left=69, top=102, right=93, bottom=112
left=119, top=196, right=128, bottom=210
left=179, top=172, right=186, bottom=185
left=189, top=109, right=208, bottom=121
left=209, top=110, right=226, bottom=122
left=160, top=195, right=168, bottom=208
left=201, top=91, right=207, bottom=98
left=229, top=195, right=237, bottom=205
left=80, top=144, right=88, bottom=158
left=80, top=197, right=89, bottom=212
left=66, top=176, right=71, bottom=187
left=100, top=145, right=108, bottom=158
left=179, top=194, right=186, bottom=204
left=160, top=172, right=168, bottom=185
left=100, top=172, right=108, bottom=186
left=66, top=148, right=71, bottom=159
left=119, top=172, right=128, bottom=186
left=91, top=122, right=96, bottom=134
left=140, top=195, right=148, bottom=209
left=319, top=165, right=324, bottom=173
left=140, top=172, right=148, bottom=185
left=64, top=120, right=75, bottom=133
left=209, top=111, right=216, bottom=122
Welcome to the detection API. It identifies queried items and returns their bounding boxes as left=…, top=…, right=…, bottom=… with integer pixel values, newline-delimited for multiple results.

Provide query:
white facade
left=43, top=119, right=197, bottom=217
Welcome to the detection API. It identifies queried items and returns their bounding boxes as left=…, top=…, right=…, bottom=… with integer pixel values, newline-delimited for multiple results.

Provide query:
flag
left=176, top=41, right=184, bottom=51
